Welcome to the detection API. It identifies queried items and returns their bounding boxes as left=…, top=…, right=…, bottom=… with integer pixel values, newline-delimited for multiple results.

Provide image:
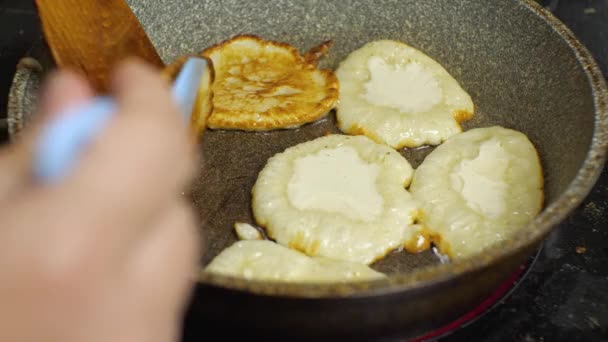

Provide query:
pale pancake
left=252, top=134, right=428, bottom=265
left=409, top=126, right=543, bottom=259
left=336, top=40, right=474, bottom=148
left=205, top=240, right=385, bottom=283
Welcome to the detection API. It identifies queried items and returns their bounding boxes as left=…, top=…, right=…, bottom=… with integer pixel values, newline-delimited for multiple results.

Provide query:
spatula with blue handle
left=34, top=57, right=209, bottom=184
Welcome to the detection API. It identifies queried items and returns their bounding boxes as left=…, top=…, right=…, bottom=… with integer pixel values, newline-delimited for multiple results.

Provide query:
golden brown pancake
left=199, top=35, right=339, bottom=130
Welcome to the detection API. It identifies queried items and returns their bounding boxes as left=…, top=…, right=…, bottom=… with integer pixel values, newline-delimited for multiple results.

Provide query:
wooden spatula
left=36, top=0, right=165, bottom=93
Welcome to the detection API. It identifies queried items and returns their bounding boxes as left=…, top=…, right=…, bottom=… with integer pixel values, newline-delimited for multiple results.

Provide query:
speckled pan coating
left=7, top=0, right=608, bottom=338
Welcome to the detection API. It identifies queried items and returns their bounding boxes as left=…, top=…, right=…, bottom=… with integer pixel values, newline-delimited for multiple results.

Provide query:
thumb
left=0, top=70, right=93, bottom=200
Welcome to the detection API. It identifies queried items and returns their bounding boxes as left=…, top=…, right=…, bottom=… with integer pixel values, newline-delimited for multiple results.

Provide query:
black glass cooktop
left=0, top=1, right=606, bottom=341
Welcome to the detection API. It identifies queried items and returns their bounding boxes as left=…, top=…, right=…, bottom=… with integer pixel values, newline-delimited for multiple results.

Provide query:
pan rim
left=7, top=0, right=608, bottom=299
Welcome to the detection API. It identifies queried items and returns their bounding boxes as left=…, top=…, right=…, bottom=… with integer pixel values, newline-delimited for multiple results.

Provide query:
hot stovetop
left=0, top=0, right=606, bottom=340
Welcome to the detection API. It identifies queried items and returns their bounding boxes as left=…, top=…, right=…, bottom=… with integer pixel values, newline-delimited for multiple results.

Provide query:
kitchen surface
left=0, top=0, right=606, bottom=340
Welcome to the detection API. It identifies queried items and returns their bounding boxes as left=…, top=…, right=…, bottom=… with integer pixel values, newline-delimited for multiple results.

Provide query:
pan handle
left=6, top=57, right=44, bottom=141
left=0, top=118, right=8, bottom=142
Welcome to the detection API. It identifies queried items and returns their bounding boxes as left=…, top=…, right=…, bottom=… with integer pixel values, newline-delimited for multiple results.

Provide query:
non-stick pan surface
left=8, top=0, right=608, bottom=339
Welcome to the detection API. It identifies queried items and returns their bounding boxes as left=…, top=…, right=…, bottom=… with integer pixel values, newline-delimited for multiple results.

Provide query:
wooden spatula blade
left=36, top=0, right=165, bottom=93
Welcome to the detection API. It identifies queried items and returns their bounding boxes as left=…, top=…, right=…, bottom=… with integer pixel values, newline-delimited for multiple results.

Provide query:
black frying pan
left=7, top=0, right=608, bottom=339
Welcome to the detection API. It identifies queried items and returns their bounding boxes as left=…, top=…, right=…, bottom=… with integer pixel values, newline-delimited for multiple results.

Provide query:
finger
left=0, top=71, right=93, bottom=200
left=26, top=69, right=95, bottom=140
left=59, top=59, right=197, bottom=249
left=39, top=69, right=95, bottom=116
left=123, top=200, right=201, bottom=341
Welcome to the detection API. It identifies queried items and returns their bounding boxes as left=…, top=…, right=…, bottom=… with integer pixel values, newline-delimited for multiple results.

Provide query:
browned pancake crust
left=199, top=35, right=339, bottom=131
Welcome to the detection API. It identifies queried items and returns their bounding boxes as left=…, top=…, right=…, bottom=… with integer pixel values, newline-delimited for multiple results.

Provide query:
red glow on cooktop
left=410, top=264, right=527, bottom=342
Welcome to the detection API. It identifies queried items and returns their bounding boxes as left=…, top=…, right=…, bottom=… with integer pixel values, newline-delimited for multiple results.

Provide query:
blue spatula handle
left=34, top=57, right=208, bottom=183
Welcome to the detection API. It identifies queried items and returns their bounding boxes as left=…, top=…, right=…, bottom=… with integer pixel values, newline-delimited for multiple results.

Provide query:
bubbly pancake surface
left=409, top=126, right=544, bottom=259
left=336, top=40, right=474, bottom=148
left=205, top=240, right=385, bottom=283
left=252, top=134, right=428, bottom=265
left=201, top=35, right=339, bottom=130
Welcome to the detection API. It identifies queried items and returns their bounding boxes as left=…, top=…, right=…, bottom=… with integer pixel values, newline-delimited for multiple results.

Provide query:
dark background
left=0, top=0, right=606, bottom=341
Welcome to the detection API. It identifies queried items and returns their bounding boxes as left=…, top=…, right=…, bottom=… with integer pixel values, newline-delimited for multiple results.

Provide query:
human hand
left=0, top=60, right=201, bottom=342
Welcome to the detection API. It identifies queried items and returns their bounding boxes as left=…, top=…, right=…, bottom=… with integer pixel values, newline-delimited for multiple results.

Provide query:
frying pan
left=7, top=0, right=608, bottom=339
